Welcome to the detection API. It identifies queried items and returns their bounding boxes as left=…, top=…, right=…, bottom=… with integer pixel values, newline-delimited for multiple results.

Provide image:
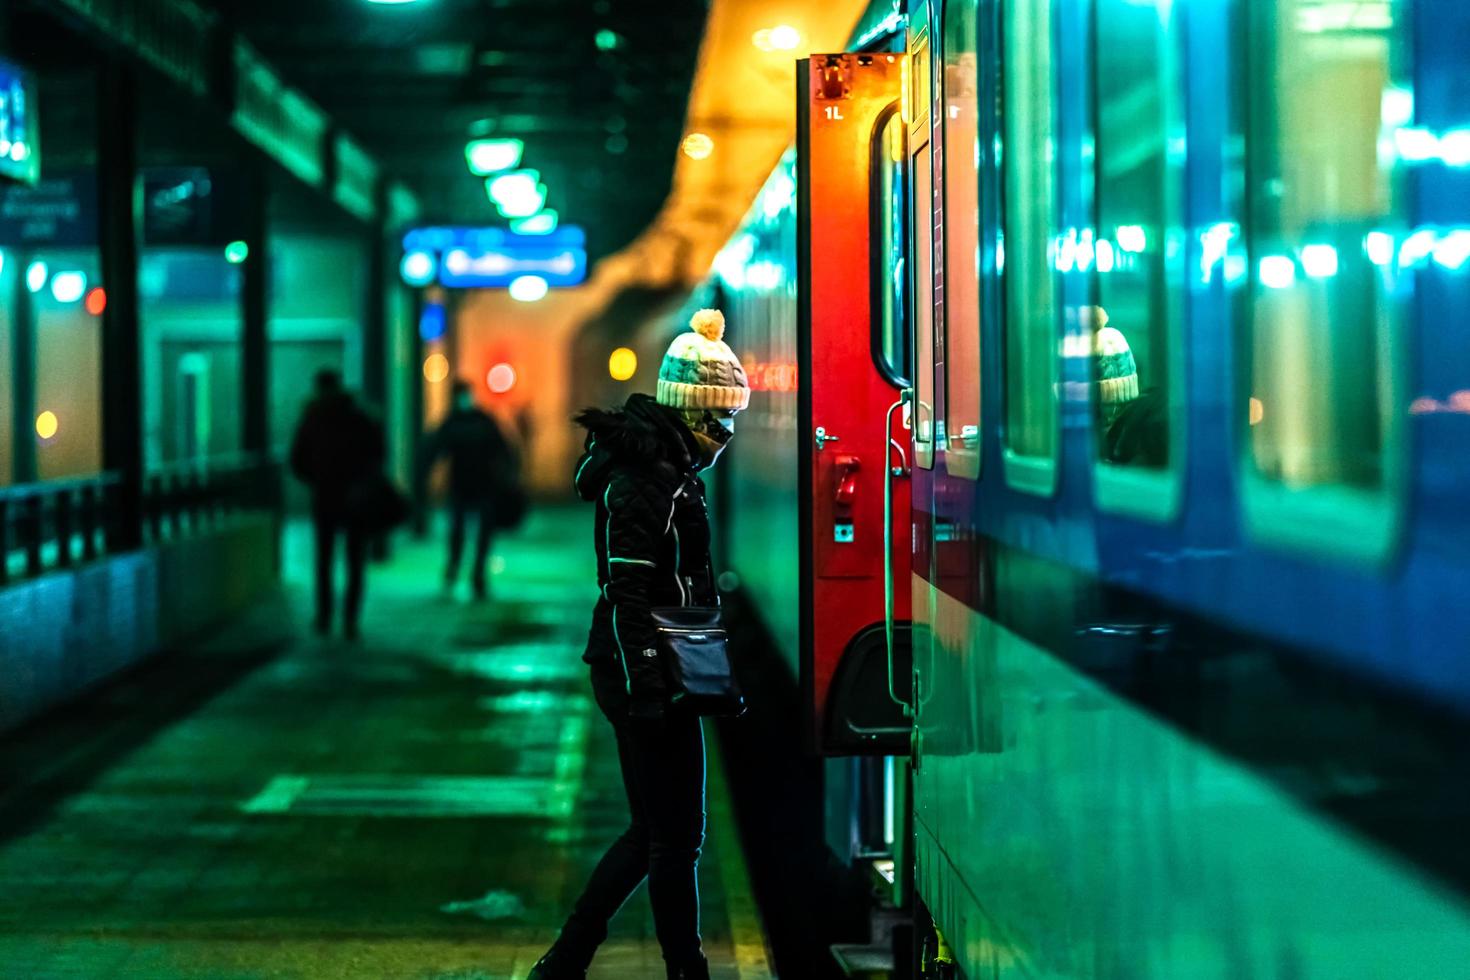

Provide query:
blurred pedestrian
left=422, top=380, right=516, bottom=599
left=289, top=369, right=385, bottom=640
left=529, top=309, right=749, bottom=980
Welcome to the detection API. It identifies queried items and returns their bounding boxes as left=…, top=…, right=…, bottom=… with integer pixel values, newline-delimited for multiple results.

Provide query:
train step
left=831, top=942, right=894, bottom=980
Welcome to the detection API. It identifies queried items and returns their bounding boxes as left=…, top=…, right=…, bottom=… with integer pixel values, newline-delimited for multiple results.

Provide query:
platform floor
left=0, top=509, right=771, bottom=979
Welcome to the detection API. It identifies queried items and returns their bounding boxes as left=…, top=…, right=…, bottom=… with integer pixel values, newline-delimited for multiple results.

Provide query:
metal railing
left=0, top=454, right=281, bottom=586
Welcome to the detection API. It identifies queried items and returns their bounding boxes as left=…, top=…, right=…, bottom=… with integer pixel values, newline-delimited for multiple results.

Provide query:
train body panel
left=707, top=0, right=1470, bottom=976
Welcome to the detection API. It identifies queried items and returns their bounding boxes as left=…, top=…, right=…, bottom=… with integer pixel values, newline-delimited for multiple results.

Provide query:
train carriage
left=649, top=0, right=1470, bottom=976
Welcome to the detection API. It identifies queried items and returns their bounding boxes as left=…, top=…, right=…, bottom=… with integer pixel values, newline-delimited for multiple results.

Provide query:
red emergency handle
left=834, top=454, right=861, bottom=511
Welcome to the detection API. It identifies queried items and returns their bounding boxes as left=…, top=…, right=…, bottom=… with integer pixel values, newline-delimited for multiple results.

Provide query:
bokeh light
left=609, top=347, right=638, bottom=382
left=423, top=352, right=450, bottom=383
left=754, top=25, right=801, bottom=51
left=486, top=363, right=517, bottom=393
left=35, top=410, right=58, bottom=441
left=509, top=274, right=549, bottom=302
left=225, top=240, right=250, bottom=264
left=50, top=271, right=87, bottom=304
left=400, top=250, right=436, bottom=287
left=85, top=287, right=107, bottom=316
left=681, top=133, right=714, bottom=160
left=25, top=260, right=47, bottom=293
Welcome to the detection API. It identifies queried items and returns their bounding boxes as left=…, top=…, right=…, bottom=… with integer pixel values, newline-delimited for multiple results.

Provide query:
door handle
left=814, top=426, right=840, bottom=452
left=884, top=388, right=914, bottom=719
left=834, top=455, right=861, bottom=509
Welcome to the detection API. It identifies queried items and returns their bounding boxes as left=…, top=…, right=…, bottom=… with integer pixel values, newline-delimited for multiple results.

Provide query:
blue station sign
left=0, top=58, right=39, bottom=185
left=401, top=225, right=588, bottom=289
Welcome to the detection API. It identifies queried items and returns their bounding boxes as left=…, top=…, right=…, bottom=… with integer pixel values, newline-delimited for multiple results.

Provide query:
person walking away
left=528, top=309, right=750, bottom=980
left=422, top=380, right=515, bottom=599
left=289, top=369, right=385, bottom=640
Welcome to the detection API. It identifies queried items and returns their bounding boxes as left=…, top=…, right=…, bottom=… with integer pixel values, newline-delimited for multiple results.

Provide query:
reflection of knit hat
left=1092, top=309, right=1139, bottom=422
left=656, top=310, right=751, bottom=412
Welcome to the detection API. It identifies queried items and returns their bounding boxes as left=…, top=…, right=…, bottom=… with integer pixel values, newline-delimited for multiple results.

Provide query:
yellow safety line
left=707, top=734, right=775, bottom=979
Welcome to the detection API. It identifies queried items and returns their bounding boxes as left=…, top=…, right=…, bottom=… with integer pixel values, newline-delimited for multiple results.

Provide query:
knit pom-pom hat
left=1091, top=307, right=1139, bottom=423
left=655, top=309, right=751, bottom=412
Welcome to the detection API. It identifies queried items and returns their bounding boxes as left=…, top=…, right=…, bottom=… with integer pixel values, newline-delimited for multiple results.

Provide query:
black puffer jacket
left=574, top=395, right=718, bottom=715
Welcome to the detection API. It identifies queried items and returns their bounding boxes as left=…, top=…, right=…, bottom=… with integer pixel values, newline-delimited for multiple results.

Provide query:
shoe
left=665, top=956, right=710, bottom=980
left=527, top=950, right=587, bottom=980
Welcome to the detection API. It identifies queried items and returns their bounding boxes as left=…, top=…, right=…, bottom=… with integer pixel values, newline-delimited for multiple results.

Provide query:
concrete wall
left=0, top=515, right=279, bottom=735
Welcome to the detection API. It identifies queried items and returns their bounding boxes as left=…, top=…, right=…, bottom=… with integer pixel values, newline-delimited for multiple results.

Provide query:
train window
left=1239, top=0, right=1409, bottom=560
left=941, top=0, right=981, bottom=478
left=913, top=139, right=936, bottom=469
left=1090, top=0, right=1186, bottom=520
left=1000, top=0, right=1059, bottom=494
left=871, top=107, right=910, bottom=388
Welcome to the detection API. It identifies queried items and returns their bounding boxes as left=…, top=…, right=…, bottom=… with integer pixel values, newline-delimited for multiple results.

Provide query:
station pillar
left=362, top=185, right=388, bottom=415
left=241, top=165, right=270, bottom=458
left=8, top=251, right=37, bottom=484
left=98, top=59, right=144, bottom=550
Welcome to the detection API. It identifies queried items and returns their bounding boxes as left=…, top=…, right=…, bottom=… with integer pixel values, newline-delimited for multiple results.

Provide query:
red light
left=84, top=287, right=107, bottom=316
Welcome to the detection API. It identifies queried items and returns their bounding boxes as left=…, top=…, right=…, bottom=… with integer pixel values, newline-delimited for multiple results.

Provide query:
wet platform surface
left=0, top=509, right=770, bottom=979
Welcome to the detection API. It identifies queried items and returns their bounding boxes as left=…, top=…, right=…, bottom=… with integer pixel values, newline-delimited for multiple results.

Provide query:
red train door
left=797, top=54, right=912, bottom=756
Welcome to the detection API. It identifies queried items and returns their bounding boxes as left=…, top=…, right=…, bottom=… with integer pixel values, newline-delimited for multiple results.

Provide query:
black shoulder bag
left=648, top=606, right=746, bottom=718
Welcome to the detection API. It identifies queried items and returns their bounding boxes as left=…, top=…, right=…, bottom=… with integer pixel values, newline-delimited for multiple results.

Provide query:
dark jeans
left=446, top=497, right=495, bottom=589
left=312, top=506, right=366, bottom=632
left=555, top=662, right=707, bottom=968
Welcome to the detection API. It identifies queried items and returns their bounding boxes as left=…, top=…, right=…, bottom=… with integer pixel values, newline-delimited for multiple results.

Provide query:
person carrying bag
left=528, top=309, right=750, bottom=980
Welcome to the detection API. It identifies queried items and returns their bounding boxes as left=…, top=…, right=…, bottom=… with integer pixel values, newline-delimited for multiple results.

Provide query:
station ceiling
left=209, top=0, right=710, bottom=260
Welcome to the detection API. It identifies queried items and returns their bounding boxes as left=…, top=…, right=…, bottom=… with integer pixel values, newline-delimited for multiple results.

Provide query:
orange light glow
left=85, top=287, right=107, bottom=316
left=35, top=410, right=58, bottom=441
left=609, top=347, right=637, bottom=381
left=1249, top=397, right=1265, bottom=426
left=743, top=356, right=798, bottom=393
left=423, top=352, right=450, bottom=383
left=681, top=133, right=714, bottom=160
left=486, top=363, right=517, bottom=394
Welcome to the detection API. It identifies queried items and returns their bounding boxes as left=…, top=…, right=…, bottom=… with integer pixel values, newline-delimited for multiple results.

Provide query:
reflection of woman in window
left=1089, top=305, right=1167, bottom=467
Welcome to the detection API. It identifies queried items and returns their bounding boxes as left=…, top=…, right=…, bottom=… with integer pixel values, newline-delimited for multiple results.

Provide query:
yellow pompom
left=690, top=308, right=725, bottom=342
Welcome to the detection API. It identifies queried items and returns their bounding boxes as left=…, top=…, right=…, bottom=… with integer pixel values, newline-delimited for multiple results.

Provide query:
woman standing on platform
left=530, top=311, right=749, bottom=980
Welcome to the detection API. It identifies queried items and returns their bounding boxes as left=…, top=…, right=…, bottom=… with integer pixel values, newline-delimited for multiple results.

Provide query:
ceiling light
left=487, top=169, right=541, bottom=205
left=508, top=275, right=549, bottom=302
left=466, top=138, right=524, bottom=176
left=754, top=25, right=801, bottom=51
left=511, top=211, right=560, bottom=235
left=365, top=0, right=425, bottom=5
left=495, top=183, right=548, bottom=218
left=681, top=133, right=714, bottom=160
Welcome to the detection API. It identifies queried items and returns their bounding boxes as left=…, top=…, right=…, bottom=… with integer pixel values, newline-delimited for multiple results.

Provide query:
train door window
left=1090, top=0, right=1186, bottom=520
left=912, top=138, right=936, bottom=470
left=1000, top=0, right=1060, bottom=495
left=872, top=107, right=911, bottom=387
left=941, top=0, right=981, bottom=478
left=1239, top=0, right=1409, bottom=561
left=911, top=32, right=934, bottom=470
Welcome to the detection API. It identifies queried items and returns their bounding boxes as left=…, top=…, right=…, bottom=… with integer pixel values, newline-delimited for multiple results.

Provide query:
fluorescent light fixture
left=1300, top=244, right=1339, bottom=279
left=465, top=138, right=524, bottom=176
left=508, top=275, right=549, bottom=302
left=496, top=183, right=547, bottom=218
left=400, top=250, right=437, bottom=286
left=511, top=210, right=559, bottom=235
left=487, top=169, right=541, bottom=205
left=51, top=270, right=88, bottom=303
left=365, top=0, right=425, bottom=5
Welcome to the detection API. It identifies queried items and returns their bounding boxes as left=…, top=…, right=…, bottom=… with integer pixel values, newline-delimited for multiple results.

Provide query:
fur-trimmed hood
left=572, top=394, right=699, bottom=501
